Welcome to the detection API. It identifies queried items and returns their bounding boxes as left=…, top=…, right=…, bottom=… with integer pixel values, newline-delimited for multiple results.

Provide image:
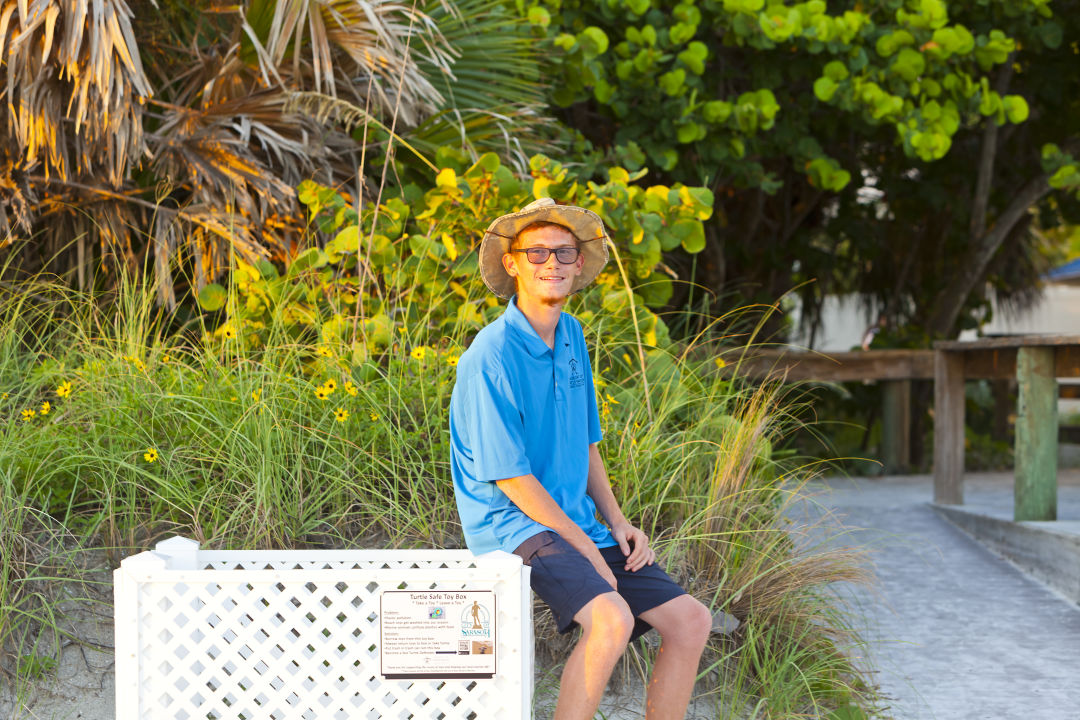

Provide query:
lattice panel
left=115, top=541, right=530, bottom=720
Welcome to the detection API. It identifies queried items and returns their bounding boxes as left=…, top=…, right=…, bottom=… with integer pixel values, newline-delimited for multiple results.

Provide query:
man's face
left=501, top=225, right=584, bottom=307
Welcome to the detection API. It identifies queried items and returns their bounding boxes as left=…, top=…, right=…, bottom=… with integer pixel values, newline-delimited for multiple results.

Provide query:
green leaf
left=625, top=0, right=650, bottom=15
left=672, top=218, right=706, bottom=253
left=875, top=30, right=914, bottom=58
left=527, top=6, right=550, bottom=28
left=823, top=60, right=849, bottom=82
left=891, top=47, right=925, bottom=83
left=814, top=76, right=839, bottom=102
left=677, top=42, right=708, bottom=75
left=578, top=27, right=610, bottom=59
left=289, top=248, right=328, bottom=275
left=659, top=69, right=687, bottom=96
left=1002, top=95, right=1029, bottom=124
left=326, top=226, right=360, bottom=262
left=197, top=283, right=227, bottom=312
left=703, top=100, right=733, bottom=123
left=554, top=33, right=576, bottom=51
left=676, top=121, right=700, bottom=144
left=1037, top=21, right=1063, bottom=50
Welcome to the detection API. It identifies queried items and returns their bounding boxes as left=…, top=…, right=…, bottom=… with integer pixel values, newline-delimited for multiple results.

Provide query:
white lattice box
left=114, top=537, right=533, bottom=719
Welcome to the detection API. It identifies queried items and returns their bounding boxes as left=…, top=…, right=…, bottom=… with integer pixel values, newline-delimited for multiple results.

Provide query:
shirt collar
left=504, top=295, right=556, bottom=358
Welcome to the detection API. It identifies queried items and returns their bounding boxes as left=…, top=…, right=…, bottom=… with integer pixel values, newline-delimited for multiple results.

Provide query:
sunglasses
left=511, top=247, right=580, bottom=264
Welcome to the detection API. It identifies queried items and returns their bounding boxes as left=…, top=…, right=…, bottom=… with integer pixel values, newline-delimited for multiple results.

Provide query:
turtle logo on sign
left=461, top=600, right=490, bottom=638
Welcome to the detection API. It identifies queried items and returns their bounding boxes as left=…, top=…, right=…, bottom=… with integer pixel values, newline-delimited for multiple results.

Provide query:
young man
left=449, top=198, right=713, bottom=720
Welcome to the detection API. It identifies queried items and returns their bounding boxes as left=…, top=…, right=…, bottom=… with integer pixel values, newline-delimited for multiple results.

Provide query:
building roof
left=1046, top=257, right=1080, bottom=285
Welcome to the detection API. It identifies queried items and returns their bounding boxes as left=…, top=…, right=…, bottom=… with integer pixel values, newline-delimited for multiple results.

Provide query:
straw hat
left=478, top=198, right=609, bottom=299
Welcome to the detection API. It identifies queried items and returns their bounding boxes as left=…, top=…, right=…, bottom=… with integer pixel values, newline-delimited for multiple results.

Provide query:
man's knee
left=651, top=595, right=713, bottom=649
left=576, top=591, right=635, bottom=647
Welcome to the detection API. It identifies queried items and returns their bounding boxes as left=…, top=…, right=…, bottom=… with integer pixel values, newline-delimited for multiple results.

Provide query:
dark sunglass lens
left=521, top=247, right=578, bottom=264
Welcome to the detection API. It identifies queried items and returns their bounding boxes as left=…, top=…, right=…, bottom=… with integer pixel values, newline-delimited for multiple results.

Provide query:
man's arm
left=586, top=443, right=656, bottom=572
left=496, top=473, right=618, bottom=590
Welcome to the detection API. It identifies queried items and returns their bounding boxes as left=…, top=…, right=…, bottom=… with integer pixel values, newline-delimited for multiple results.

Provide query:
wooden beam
left=933, top=351, right=965, bottom=505
left=1014, top=347, right=1058, bottom=521
left=735, top=349, right=935, bottom=382
left=881, top=380, right=912, bottom=473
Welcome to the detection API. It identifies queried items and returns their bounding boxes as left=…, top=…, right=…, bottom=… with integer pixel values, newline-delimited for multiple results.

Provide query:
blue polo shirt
left=449, top=297, right=615, bottom=555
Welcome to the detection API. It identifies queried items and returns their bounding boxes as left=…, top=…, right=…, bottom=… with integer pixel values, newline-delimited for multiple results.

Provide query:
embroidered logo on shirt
left=568, top=357, right=585, bottom=388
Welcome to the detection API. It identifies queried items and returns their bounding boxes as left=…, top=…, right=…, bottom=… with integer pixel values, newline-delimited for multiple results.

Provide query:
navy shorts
left=513, top=531, right=686, bottom=641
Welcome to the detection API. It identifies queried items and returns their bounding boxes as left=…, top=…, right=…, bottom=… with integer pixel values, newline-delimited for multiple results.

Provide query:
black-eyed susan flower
left=315, top=385, right=330, bottom=400
left=445, top=354, right=459, bottom=367
left=334, top=408, right=349, bottom=423
left=368, top=411, right=379, bottom=422
left=21, top=409, right=35, bottom=422
left=143, top=448, right=159, bottom=463
left=714, top=357, right=727, bottom=370
left=317, top=346, right=334, bottom=358
left=40, top=401, right=50, bottom=415
left=222, top=326, right=237, bottom=340
left=56, top=381, right=72, bottom=398
left=323, top=379, right=337, bottom=393
left=343, top=381, right=357, bottom=397
left=410, top=346, right=428, bottom=361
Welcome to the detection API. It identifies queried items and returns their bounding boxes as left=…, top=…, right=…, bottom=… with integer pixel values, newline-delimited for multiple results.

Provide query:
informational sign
left=379, top=590, right=496, bottom=679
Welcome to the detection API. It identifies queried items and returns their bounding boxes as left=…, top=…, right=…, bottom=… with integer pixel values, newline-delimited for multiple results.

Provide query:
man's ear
left=502, top=252, right=517, bottom=277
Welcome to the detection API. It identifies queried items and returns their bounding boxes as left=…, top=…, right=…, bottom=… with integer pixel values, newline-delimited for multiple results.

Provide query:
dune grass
left=0, top=270, right=879, bottom=717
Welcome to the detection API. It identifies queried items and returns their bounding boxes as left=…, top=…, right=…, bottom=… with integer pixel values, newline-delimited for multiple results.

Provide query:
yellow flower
left=251, top=389, right=260, bottom=402
left=323, top=379, right=337, bottom=393
left=334, top=408, right=349, bottom=423
left=369, top=411, right=380, bottom=422
left=317, top=346, right=334, bottom=358
left=2, top=392, right=8, bottom=400
left=445, top=354, right=460, bottom=367
left=143, top=448, right=159, bottom=463
left=315, top=386, right=330, bottom=401
left=397, top=327, right=406, bottom=335
left=604, top=393, right=619, bottom=405
left=40, top=401, right=50, bottom=415
left=123, top=355, right=146, bottom=371
left=714, top=357, right=727, bottom=370
left=162, top=354, right=171, bottom=364
left=410, top=346, right=427, bottom=361
left=222, top=326, right=237, bottom=340
left=344, top=381, right=358, bottom=397
left=56, top=381, right=73, bottom=398
left=21, top=409, right=35, bottom=421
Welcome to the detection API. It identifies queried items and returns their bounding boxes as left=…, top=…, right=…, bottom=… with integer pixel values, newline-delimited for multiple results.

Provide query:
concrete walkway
left=803, top=471, right=1080, bottom=720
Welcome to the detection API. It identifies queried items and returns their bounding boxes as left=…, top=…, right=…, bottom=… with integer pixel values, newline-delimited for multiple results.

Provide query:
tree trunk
left=925, top=173, right=1050, bottom=336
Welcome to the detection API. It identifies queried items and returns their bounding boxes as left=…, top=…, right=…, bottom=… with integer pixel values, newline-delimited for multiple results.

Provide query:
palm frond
left=0, top=0, right=151, bottom=185
left=243, top=0, right=455, bottom=125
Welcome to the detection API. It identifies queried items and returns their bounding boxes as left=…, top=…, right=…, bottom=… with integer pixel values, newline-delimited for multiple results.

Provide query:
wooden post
left=881, top=380, right=911, bottom=473
left=933, top=351, right=965, bottom=504
left=1015, top=347, right=1057, bottom=521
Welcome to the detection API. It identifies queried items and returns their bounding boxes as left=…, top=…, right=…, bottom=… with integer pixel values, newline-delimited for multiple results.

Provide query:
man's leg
left=553, top=591, right=635, bottom=720
left=637, top=595, right=713, bottom=720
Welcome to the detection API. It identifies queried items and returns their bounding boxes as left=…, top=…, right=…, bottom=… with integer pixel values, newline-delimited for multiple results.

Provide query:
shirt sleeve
left=462, top=370, right=533, bottom=482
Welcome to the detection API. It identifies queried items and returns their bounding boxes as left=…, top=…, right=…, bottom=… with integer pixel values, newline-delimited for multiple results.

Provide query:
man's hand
left=611, top=522, right=656, bottom=572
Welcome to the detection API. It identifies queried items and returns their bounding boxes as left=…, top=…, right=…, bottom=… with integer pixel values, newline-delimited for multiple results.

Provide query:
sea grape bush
left=525, top=0, right=1074, bottom=191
